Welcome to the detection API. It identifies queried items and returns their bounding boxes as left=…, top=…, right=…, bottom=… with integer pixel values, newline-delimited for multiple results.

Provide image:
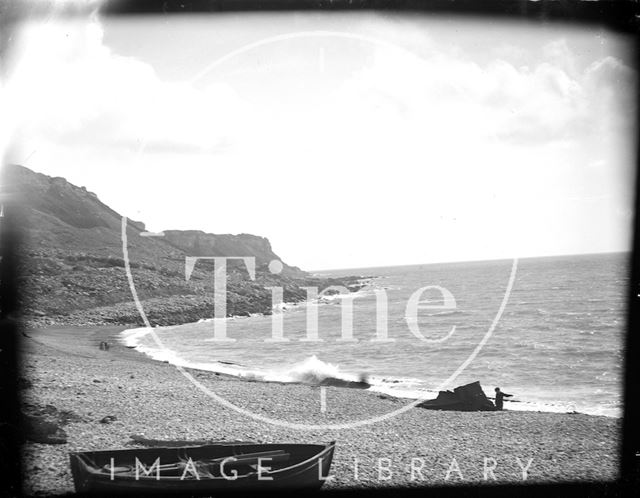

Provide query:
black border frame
left=1, top=1, right=638, bottom=496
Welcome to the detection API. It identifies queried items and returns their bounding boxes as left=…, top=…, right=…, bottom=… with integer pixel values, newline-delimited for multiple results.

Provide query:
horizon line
left=307, top=249, right=630, bottom=273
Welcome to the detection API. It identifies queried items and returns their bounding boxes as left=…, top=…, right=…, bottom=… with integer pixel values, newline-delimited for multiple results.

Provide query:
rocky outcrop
left=2, top=165, right=363, bottom=326
left=162, top=230, right=305, bottom=277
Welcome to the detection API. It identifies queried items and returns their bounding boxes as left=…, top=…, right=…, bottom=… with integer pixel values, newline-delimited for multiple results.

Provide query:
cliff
left=1, top=164, right=362, bottom=326
left=161, top=230, right=304, bottom=277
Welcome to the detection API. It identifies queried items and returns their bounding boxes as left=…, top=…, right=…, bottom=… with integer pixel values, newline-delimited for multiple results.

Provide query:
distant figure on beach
left=99, top=341, right=110, bottom=351
left=494, top=387, right=513, bottom=410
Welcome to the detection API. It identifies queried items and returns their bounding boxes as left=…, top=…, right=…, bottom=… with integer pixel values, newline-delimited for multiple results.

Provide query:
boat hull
left=69, top=442, right=335, bottom=493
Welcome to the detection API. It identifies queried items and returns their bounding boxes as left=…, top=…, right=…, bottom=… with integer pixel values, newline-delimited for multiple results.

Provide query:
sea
left=121, top=252, right=628, bottom=418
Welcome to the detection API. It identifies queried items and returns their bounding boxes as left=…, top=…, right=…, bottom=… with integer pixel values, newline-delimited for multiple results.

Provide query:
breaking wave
left=119, top=328, right=620, bottom=418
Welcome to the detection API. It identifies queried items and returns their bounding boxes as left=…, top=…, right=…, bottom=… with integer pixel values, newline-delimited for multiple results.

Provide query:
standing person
left=494, top=387, right=513, bottom=410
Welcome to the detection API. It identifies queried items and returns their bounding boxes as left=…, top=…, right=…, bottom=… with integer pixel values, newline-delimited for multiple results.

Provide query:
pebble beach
left=20, top=326, right=621, bottom=495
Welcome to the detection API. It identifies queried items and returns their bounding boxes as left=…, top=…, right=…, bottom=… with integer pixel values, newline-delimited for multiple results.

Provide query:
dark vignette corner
left=0, top=169, right=25, bottom=496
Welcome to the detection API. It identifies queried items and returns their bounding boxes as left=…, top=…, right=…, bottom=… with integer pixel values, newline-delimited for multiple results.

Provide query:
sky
left=1, top=10, right=637, bottom=270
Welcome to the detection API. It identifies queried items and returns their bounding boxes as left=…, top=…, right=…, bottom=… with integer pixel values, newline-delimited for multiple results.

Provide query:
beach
left=20, top=326, right=620, bottom=495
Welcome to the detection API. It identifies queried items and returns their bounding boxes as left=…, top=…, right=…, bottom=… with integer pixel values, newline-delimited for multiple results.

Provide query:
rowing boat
left=69, top=441, right=336, bottom=493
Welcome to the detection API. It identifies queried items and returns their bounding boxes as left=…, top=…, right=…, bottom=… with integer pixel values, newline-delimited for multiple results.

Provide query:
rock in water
left=319, top=377, right=371, bottom=389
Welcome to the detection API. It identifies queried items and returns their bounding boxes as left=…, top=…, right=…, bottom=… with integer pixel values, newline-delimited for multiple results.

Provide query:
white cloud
left=541, top=38, right=578, bottom=75
left=6, top=18, right=251, bottom=154
left=320, top=40, right=634, bottom=147
left=7, top=19, right=634, bottom=162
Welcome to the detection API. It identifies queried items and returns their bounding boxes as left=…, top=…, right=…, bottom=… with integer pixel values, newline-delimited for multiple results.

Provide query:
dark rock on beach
left=23, top=415, right=68, bottom=445
left=418, top=381, right=496, bottom=411
left=18, top=376, right=33, bottom=390
left=21, top=404, right=83, bottom=445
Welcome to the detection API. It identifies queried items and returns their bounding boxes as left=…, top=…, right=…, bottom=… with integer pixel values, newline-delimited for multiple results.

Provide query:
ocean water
left=121, top=253, right=628, bottom=418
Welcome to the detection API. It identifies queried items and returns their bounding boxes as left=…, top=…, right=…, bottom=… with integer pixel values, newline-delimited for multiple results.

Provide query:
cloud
left=323, top=39, right=635, bottom=147
left=541, top=38, right=578, bottom=75
left=6, top=16, right=634, bottom=164
left=583, top=55, right=637, bottom=133
left=6, top=18, right=251, bottom=154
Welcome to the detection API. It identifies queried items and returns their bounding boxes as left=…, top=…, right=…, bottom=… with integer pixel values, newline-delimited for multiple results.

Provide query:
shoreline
left=23, top=274, right=375, bottom=329
left=20, top=325, right=621, bottom=495
left=118, top=323, right=621, bottom=419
